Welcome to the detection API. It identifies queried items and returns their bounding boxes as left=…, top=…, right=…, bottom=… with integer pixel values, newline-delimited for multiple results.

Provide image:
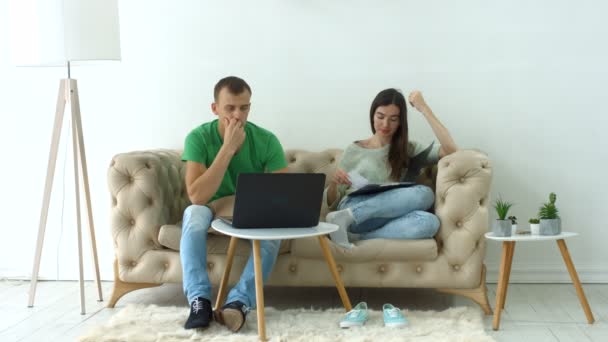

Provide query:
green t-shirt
left=182, top=119, right=288, bottom=203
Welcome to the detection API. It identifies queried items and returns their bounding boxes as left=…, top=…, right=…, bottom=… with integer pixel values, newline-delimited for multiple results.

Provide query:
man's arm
left=186, top=118, right=245, bottom=205
left=185, top=146, right=233, bottom=205
left=272, top=167, right=289, bottom=174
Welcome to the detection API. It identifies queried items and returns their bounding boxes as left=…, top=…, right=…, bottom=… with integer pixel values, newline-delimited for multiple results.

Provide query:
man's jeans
left=338, top=185, right=440, bottom=240
left=180, top=205, right=281, bottom=307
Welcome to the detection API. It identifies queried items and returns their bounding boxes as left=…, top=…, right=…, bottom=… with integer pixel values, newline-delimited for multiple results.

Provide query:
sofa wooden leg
left=437, top=264, right=492, bottom=315
left=107, top=259, right=161, bottom=308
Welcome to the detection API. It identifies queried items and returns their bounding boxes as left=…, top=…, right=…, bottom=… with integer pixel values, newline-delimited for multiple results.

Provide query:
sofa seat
left=290, top=236, right=437, bottom=262
left=158, top=223, right=292, bottom=255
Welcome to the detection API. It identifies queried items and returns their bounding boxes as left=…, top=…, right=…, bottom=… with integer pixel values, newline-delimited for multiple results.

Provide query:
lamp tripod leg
left=71, top=86, right=86, bottom=315
left=28, top=80, right=68, bottom=308
left=70, top=80, right=103, bottom=302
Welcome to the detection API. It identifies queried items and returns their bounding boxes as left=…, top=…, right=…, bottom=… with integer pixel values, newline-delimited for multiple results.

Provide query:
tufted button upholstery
left=285, top=149, right=342, bottom=187
left=108, top=149, right=491, bottom=293
left=434, top=149, right=492, bottom=278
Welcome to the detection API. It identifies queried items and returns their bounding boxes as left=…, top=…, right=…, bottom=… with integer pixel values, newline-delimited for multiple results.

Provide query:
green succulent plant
left=538, top=192, right=560, bottom=219
left=529, top=218, right=540, bottom=224
left=508, top=216, right=517, bottom=224
left=493, top=197, right=513, bottom=220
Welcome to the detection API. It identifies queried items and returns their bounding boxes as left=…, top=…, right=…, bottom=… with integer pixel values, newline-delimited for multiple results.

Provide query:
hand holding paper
left=347, top=171, right=369, bottom=189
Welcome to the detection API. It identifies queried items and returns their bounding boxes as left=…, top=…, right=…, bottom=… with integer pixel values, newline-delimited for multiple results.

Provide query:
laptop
left=221, top=173, right=325, bottom=228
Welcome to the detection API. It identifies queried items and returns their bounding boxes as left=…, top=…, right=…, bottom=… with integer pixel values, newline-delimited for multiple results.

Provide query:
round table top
left=210, top=219, right=338, bottom=240
left=485, top=231, right=578, bottom=242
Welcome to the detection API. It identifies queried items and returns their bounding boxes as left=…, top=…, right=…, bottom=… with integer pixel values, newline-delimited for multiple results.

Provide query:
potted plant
left=529, top=218, right=540, bottom=235
left=492, top=197, right=513, bottom=237
left=508, top=216, right=517, bottom=235
left=538, top=192, right=561, bottom=235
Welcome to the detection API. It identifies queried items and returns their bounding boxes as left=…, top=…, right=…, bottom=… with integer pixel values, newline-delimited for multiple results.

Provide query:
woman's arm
left=327, top=169, right=351, bottom=206
left=408, top=91, right=458, bottom=158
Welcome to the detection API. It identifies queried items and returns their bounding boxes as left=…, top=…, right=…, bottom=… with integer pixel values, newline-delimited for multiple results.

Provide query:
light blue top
left=326, top=140, right=440, bottom=209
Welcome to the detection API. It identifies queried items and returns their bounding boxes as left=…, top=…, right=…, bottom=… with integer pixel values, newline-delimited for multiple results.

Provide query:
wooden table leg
left=557, top=239, right=595, bottom=324
left=318, top=236, right=352, bottom=311
left=493, top=241, right=512, bottom=330
left=501, top=241, right=516, bottom=309
left=214, top=236, right=238, bottom=310
left=252, top=240, right=267, bottom=341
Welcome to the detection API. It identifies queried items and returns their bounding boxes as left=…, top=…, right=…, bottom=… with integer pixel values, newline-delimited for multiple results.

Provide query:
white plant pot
left=511, top=224, right=517, bottom=235
left=530, top=223, right=540, bottom=235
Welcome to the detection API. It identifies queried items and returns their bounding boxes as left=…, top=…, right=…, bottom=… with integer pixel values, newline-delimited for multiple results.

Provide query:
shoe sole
left=214, top=309, right=245, bottom=332
left=184, top=313, right=212, bottom=330
left=384, top=321, right=408, bottom=328
left=339, top=321, right=366, bottom=328
left=184, top=322, right=210, bottom=330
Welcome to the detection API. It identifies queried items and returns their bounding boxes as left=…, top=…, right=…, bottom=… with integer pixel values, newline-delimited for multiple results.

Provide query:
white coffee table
left=211, top=219, right=352, bottom=341
left=485, top=231, right=594, bottom=330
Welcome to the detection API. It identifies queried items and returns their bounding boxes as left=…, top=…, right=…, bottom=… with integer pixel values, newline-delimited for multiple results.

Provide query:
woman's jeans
left=180, top=205, right=281, bottom=308
left=338, top=185, right=440, bottom=240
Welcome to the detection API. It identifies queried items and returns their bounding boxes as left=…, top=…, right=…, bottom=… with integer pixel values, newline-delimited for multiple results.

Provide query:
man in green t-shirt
left=180, top=76, right=288, bottom=331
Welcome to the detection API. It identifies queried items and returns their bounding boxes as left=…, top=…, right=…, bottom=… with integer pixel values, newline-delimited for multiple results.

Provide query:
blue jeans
left=180, top=205, right=281, bottom=308
left=338, top=185, right=440, bottom=240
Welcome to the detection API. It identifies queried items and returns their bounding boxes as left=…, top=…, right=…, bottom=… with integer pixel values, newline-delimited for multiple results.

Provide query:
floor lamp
left=10, top=0, right=121, bottom=315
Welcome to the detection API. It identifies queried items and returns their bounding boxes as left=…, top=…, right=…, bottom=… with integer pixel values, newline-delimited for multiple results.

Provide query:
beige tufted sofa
left=107, top=148, right=493, bottom=314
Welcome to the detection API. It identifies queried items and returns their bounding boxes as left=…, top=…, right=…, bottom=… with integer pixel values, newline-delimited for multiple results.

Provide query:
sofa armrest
left=434, top=150, right=492, bottom=266
left=107, top=149, right=189, bottom=263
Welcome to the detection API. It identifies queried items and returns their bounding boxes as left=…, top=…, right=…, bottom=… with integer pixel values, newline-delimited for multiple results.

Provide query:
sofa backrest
left=106, top=148, right=438, bottom=230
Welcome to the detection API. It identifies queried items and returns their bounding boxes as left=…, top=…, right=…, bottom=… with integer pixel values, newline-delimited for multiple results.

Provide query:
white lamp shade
left=10, top=0, right=121, bottom=66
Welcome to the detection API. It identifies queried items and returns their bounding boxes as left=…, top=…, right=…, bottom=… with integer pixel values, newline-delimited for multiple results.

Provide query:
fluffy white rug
left=79, top=305, right=495, bottom=342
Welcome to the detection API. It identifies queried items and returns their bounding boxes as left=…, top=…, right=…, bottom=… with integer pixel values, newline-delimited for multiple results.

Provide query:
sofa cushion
left=290, top=236, right=438, bottom=262
left=158, top=223, right=292, bottom=255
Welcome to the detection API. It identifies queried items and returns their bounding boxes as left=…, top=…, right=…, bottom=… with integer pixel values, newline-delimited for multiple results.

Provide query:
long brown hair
left=369, top=88, right=409, bottom=181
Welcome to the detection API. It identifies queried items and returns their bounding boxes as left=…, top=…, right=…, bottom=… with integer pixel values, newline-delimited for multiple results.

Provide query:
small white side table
left=211, top=219, right=352, bottom=341
left=485, top=231, right=595, bottom=330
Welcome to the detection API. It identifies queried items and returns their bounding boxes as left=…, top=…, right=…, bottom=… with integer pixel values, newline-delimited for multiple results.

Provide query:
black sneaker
left=214, top=300, right=248, bottom=332
left=184, top=297, right=212, bottom=329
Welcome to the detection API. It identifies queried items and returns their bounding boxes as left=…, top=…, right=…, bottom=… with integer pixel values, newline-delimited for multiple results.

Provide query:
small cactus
left=539, top=192, right=560, bottom=220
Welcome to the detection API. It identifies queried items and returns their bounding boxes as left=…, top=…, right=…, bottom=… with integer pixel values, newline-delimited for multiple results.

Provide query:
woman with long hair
left=325, top=88, right=458, bottom=248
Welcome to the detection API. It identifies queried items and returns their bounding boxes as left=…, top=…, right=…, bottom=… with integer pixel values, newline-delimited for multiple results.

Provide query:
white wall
left=1, top=0, right=607, bottom=282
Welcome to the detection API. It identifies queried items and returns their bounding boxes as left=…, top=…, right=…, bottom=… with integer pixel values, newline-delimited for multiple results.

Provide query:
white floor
left=0, top=280, right=607, bottom=342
